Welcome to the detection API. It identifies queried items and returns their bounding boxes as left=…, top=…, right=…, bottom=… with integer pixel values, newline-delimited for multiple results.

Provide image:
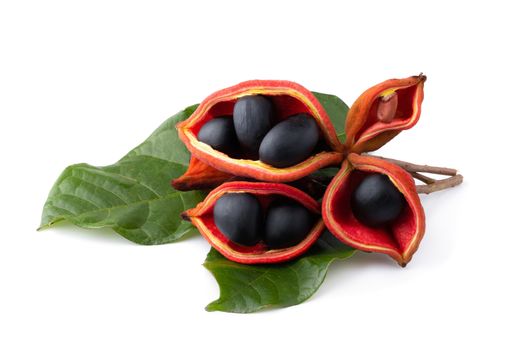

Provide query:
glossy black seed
left=264, top=199, right=315, bottom=249
left=197, top=116, right=238, bottom=156
left=213, top=193, right=263, bottom=246
left=233, top=95, right=274, bottom=158
left=259, top=114, right=319, bottom=168
left=350, top=174, right=406, bottom=227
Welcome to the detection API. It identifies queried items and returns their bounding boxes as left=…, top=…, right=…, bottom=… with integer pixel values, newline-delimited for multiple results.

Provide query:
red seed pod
left=177, top=80, right=344, bottom=183
left=322, top=154, right=425, bottom=266
left=182, top=181, right=324, bottom=264
left=345, top=74, right=426, bottom=154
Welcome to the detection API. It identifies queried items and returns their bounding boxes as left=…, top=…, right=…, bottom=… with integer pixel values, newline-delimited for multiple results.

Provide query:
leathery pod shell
left=177, top=80, right=344, bottom=183
left=182, top=181, right=324, bottom=264
left=171, top=157, right=236, bottom=191
left=345, top=74, right=426, bottom=154
left=322, top=154, right=425, bottom=266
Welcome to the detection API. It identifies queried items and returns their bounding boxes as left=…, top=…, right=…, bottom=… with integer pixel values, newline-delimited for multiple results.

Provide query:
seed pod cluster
left=177, top=75, right=439, bottom=266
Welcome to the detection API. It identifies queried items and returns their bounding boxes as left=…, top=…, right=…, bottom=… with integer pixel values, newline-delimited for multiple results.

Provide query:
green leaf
left=39, top=104, right=206, bottom=245
left=204, top=231, right=355, bottom=313
left=311, top=167, right=340, bottom=178
left=313, top=91, right=349, bottom=143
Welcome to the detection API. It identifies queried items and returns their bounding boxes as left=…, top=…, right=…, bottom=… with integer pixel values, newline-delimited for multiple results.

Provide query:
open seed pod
left=345, top=74, right=426, bottom=154
left=182, top=181, right=324, bottom=264
left=177, top=80, right=344, bottom=183
left=172, top=157, right=237, bottom=191
left=322, top=153, right=425, bottom=266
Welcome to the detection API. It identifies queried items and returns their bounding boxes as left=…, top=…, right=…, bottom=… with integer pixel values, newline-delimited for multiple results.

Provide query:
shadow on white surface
left=36, top=220, right=205, bottom=247
left=307, top=178, right=465, bottom=304
left=37, top=222, right=129, bottom=245
left=304, top=251, right=399, bottom=304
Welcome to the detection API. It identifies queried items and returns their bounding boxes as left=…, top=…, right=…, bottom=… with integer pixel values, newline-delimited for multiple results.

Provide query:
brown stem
left=416, top=174, right=464, bottom=194
left=366, top=154, right=463, bottom=194
left=410, top=172, right=436, bottom=184
left=370, top=155, right=458, bottom=176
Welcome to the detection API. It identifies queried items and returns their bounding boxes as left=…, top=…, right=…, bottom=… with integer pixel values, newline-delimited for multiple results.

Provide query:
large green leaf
left=204, top=231, right=355, bottom=313
left=313, top=91, right=349, bottom=143
left=40, top=89, right=354, bottom=312
left=39, top=104, right=206, bottom=244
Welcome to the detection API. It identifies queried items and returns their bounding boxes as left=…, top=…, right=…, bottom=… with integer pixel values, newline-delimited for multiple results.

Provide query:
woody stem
left=367, top=155, right=463, bottom=194
left=370, top=155, right=458, bottom=176
left=415, top=174, right=464, bottom=194
left=410, top=172, right=435, bottom=184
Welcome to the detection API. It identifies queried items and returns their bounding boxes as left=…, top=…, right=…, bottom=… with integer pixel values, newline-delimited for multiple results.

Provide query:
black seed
left=350, top=174, right=406, bottom=227
left=264, top=198, right=314, bottom=249
left=259, top=114, right=319, bottom=168
left=197, top=116, right=238, bottom=156
left=213, top=193, right=263, bottom=246
left=233, top=95, right=274, bottom=158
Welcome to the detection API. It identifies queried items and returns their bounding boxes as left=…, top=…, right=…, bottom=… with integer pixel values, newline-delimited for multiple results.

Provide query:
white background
left=1, top=1, right=523, bottom=349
